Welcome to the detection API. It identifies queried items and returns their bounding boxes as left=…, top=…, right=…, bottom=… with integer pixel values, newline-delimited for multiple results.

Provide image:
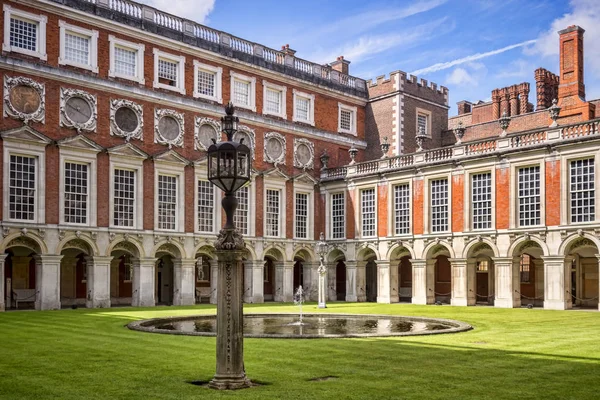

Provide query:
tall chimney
left=558, top=25, right=585, bottom=101
left=330, top=56, right=350, bottom=75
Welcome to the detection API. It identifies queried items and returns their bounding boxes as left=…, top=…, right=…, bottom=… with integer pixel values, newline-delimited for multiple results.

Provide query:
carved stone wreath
left=233, top=125, right=255, bottom=160
left=194, top=117, right=220, bottom=151
left=4, top=75, right=45, bottom=124
left=154, top=108, right=184, bottom=148
left=263, top=132, right=286, bottom=165
left=110, top=99, right=144, bottom=142
left=293, top=138, right=314, bottom=170
left=60, top=87, right=97, bottom=133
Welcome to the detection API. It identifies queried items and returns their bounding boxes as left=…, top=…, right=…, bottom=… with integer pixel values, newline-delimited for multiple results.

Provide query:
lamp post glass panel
left=207, top=103, right=252, bottom=390
left=316, top=232, right=328, bottom=309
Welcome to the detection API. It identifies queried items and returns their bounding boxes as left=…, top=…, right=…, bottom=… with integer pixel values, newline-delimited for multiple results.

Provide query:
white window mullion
left=394, top=184, right=410, bottom=235
left=3, top=5, right=47, bottom=60
left=472, top=173, right=492, bottom=230
left=64, top=162, right=88, bottom=224
left=234, top=185, right=249, bottom=235
left=331, top=192, right=345, bottom=239
left=570, top=158, right=595, bottom=223
left=295, top=192, right=308, bottom=239
left=8, top=154, right=36, bottom=221
left=113, top=168, right=135, bottom=227
left=197, top=180, right=215, bottom=233
left=158, top=174, right=177, bottom=230
left=431, top=179, right=448, bottom=232
left=361, top=188, right=376, bottom=237
left=518, top=166, right=541, bottom=227
left=266, top=189, right=281, bottom=237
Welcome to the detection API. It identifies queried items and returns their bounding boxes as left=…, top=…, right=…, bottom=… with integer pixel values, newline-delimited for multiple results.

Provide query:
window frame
left=262, top=80, right=287, bottom=119
left=59, top=150, right=97, bottom=227
left=108, top=35, right=145, bottom=84
left=292, top=89, right=315, bottom=126
left=58, top=20, right=99, bottom=73
left=392, top=182, right=411, bottom=236
left=153, top=48, right=186, bottom=95
left=425, top=176, right=451, bottom=234
left=194, top=163, right=221, bottom=234
left=109, top=153, right=144, bottom=230
left=360, top=187, right=377, bottom=238
left=329, top=191, right=346, bottom=240
left=568, top=157, right=596, bottom=224
left=516, top=165, right=542, bottom=228
left=264, top=179, right=286, bottom=238
left=230, top=71, right=256, bottom=112
left=154, top=164, right=185, bottom=232
left=416, top=107, right=432, bottom=137
left=338, top=103, right=357, bottom=135
left=293, top=182, right=314, bottom=240
left=3, top=5, right=47, bottom=60
left=193, top=61, right=223, bottom=103
left=471, top=171, right=493, bottom=231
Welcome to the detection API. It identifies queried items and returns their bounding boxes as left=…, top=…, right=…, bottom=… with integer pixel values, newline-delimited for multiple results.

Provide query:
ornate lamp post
left=316, top=232, right=328, bottom=309
left=207, top=103, right=252, bottom=390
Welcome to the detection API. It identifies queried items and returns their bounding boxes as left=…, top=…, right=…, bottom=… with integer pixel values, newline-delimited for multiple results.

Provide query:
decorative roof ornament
left=380, top=136, right=390, bottom=158
left=415, top=126, right=428, bottom=152
left=548, top=99, right=561, bottom=127
left=348, top=145, right=358, bottom=165
left=498, top=110, right=511, bottom=137
left=320, top=151, right=330, bottom=170
left=453, top=121, right=465, bottom=145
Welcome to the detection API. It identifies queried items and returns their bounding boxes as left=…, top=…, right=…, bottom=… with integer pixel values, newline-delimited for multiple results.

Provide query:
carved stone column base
left=208, top=375, right=252, bottom=390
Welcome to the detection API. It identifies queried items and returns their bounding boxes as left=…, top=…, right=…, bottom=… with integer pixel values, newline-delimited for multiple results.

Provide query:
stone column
left=0, top=254, right=6, bottom=311
left=426, top=259, right=436, bottom=304
left=308, top=262, right=319, bottom=301
left=209, top=259, right=218, bottom=304
left=243, top=261, right=253, bottom=303
left=345, top=260, right=358, bottom=302
left=411, top=259, right=428, bottom=305
left=533, top=258, right=545, bottom=307
left=250, top=260, right=264, bottom=303
left=302, top=262, right=312, bottom=296
left=173, top=259, right=195, bottom=306
left=493, top=257, right=519, bottom=308
left=282, top=261, right=294, bottom=302
left=542, top=256, right=571, bottom=310
left=132, top=258, right=156, bottom=307
left=327, top=263, right=336, bottom=301
left=356, top=261, right=367, bottom=302
left=274, top=262, right=284, bottom=302
left=466, top=258, right=477, bottom=305
left=376, top=260, right=391, bottom=303
left=597, top=255, right=600, bottom=312
left=450, top=258, right=469, bottom=306
left=389, top=260, right=399, bottom=303
left=34, top=255, right=63, bottom=310
left=85, top=256, right=112, bottom=309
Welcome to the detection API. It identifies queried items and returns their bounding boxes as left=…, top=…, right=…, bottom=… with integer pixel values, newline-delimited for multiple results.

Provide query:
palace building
left=0, top=0, right=598, bottom=312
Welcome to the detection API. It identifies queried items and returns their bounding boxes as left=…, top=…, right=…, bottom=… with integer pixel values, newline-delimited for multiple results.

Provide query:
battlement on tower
left=367, top=71, right=448, bottom=106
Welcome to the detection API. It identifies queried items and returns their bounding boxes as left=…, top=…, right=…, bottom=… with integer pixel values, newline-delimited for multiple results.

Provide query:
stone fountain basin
left=127, top=313, right=472, bottom=338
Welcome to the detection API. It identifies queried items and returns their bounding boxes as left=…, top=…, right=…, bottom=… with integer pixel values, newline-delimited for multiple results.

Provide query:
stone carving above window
left=3, top=75, right=45, bottom=124
left=60, top=87, right=97, bottom=133
left=154, top=108, right=184, bottom=148
left=264, top=131, right=286, bottom=165
left=233, top=125, right=255, bottom=160
left=293, top=138, right=314, bottom=170
left=110, top=99, right=144, bottom=142
left=194, top=117, right=220, bottom=151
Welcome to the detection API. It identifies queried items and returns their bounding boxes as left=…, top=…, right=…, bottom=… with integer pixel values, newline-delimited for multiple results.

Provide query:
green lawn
left=0, top=303, right=599, bottom=400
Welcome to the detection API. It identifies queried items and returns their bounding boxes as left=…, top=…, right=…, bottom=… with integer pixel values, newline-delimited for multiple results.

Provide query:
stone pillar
left=533, top=258, right=545, bottom=307
left=493, top=257, right=519, bottom=308
left=327, top=263, right=336, bottom=301
left=356, top=261, right=366, bottom=302
left=376, top=260, right=391, bottom=303
left=34, top=255, right=63, bottom=310
left=210, top=259, right=218, bottom=304
left=250, top=260, right=264, bottom=303
left=308, top=262, right=319, bottom=301
left=302, top=262, right=312, bottom=297
left=411, top=259, right=428, bottom=305
left=132, top=258, right=156, bottom=307
left=273, top=262, right=284, bottom=302
left=85, top=256, right=112, bottom=309
left=282, top=261, right=294, bottom=302
left=542, top=256, right=572, bottom=310
left=173, top=259, right=195, bottom=306
left=466, top=258, right=477, bottom=305
left=389, top=260, right=399, bottom=303
left=345, top=260, right=357, bottom=302
left=597, top=255, right=600, bottom=312
left=243, top=261, right=253, bottom=303
left=450, top=258, right=469, bottom=306
left=0, top=254, right=6, bottom=311
left=426, top=259, right=436, bottom=304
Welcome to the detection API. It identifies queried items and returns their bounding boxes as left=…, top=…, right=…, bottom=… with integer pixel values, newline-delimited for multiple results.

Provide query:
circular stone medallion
left=266, top=137, right=283, bottom=161
left=296, top=142, right=312, bottom=166
left=115, top=106, right=139, bottom=133
left=198, top=124, right=218, bottom=149
left=234, top=131, right=251, bottom=148
left=9, top=85, right=41, bottom=115
left=65, top=96, right=93, bottom=124
left=158, top=116, right=180, bottom=140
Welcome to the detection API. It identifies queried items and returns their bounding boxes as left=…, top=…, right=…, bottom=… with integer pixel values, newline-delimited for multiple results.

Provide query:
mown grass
left=0, top=303, right=599, bottom=400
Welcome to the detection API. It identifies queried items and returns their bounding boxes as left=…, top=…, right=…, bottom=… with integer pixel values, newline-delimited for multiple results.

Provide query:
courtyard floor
left=0, top=303, right=598, bottom=400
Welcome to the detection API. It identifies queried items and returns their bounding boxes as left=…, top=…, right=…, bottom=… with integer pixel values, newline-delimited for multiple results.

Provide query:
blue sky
left=141, top=0, right=600, bottom=115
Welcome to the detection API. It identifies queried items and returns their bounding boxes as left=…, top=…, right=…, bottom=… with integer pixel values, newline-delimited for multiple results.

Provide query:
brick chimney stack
left=491, top=89, right=501, bottom=119
left=330, top=56, right=350, bottom=75
left=457, top=100, right=472, bottom=115
left=518, top=82, right=530, bottom=115
left=558, top=25, right=585, bottom=100
left=281, top=44, right=296, bottom=56
left=534, top=68, right=559, bottom=110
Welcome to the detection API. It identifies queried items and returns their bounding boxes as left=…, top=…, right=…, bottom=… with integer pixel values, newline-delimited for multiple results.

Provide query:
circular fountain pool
left=128, top=314, right=471, bottom=338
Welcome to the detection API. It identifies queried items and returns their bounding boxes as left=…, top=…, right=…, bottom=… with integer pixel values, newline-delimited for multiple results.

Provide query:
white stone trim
left=416, top=107, right=432, bottom=137
left=357, top=185, right=378, bottom=238
left=58, top=20, right=99, bottom=73
left=58, top=148, right=98, bottom=227
left=326, top=190, right=346, bottom=240
left=193, top=61, right=222, bottom=103
left=263, top=131, right=286, bottom=166
left=109, top=156, right=144, bottom=230
left=509, top=159, right=545, bottom=230
left=154, top=162, right=186, bottom=232
left=338, top=103, right=357, bottom=136
left=262, top=80, right=287, bottom=119
left=194, top=164, right=221, bottom=234
left=108, top=35, right=145, bottom=84
left=230, top=71, right=256, bottom=112
left=293, top=179, right=315, bottom=240
left=3, top=75, right=45, bottom=124
left=110, top=98, right=144, bottom=142
left=59, top=87, right=97, bottom=133
left=233, top=125, right=256, bottom=160
left=463, top=167, right=496, bottom=232
left=559, top=148, right=599, bottom=226
left=264, top=178, right=287, bottom=238
left=387, top=179, right=413, bottom=237
left=153, top=48, right=186, bottom=95
left=292, top=89, right=315, bottom=126
left=154, top=108, right=184, bottom=148
left=2, top=140, right=46, bottom=224
left=3, top=5, right=47, bottom=61
left=423, top=173, right=452, bottom=234
left=194, top=116, right=220, bottom=151
left=293, top=138, right=314, bottom=170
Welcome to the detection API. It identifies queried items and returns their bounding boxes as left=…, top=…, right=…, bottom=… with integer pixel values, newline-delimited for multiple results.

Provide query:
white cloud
left=411, top=39, right=536, bottom=76
left=495, top=59, right=533, bottom=79
left=529, top=0, right=600, bottom=75
left=446, top=68, right=477, bottom=86
left=138, top=0, right=215, bottom=24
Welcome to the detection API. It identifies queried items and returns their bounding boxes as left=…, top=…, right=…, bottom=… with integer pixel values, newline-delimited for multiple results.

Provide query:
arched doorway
left=109, top=242, right=139, bottom=306
left=263, top=248, right=284, bottom=302
left=59, top=239, right=93, bottom=308
left=263, top=257, right=275, bottom=301
left=466, top=242, right=496, bottom=306
left=293, top=259, right=303, bottom=291
left=335, top=260, right=346, bottom=301
left=512, top=241, right=544, bottom=307
left=565, top=237, right=599, bottom=309
left=390, top=245, right=413, bottom=303
left=3, top=236, right=40, bottom=309
left=292, top=248, right=313, bottom=299
left=434, top=255, right=451, bottom=303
